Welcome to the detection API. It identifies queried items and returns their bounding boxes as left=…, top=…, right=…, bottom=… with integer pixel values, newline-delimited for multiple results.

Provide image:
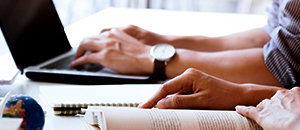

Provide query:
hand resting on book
left=236, top=87, right=300, bottom=130
left=139, top=68, right=282, bottom=110
left=139, top=68, right=300, bottom=130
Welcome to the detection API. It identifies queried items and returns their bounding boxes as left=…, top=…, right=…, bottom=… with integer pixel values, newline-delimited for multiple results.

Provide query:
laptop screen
left=0, top=0, right=72, bottom=72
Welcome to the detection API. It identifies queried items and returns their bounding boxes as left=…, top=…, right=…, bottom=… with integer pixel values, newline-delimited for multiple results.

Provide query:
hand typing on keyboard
left=70, top=28, right=154, bottom=75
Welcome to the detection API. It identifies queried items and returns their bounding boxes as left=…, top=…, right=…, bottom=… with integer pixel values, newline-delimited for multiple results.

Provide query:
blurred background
left=0, top=0, right=271, bottom=72
left=52, top=0, right=272, bottom=26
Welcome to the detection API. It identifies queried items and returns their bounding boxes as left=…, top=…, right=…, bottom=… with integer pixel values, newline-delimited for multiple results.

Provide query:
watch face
left=150, top=43, right=175, bottom=61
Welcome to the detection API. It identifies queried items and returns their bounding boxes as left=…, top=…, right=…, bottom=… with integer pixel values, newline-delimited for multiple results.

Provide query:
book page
left=84, top=107, right=262, bottom=130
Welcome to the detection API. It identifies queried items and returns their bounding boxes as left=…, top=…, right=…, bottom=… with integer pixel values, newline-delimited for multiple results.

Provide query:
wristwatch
left=150, top=43, right=176, bottom=80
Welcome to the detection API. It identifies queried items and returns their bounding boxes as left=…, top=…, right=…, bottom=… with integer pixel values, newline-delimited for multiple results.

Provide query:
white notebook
left=39, top=84, right=161, bottom=115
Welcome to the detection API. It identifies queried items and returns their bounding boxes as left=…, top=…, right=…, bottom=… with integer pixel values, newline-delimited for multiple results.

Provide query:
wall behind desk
left=53, top=0, right=271, bottom=26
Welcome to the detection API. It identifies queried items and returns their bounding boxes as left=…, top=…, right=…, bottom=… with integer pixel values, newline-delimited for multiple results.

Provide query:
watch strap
left=150, top=59, right=167, bottom=80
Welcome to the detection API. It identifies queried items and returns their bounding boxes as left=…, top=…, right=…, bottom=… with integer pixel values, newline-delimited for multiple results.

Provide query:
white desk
left=0, top=8, right=267, bottom=129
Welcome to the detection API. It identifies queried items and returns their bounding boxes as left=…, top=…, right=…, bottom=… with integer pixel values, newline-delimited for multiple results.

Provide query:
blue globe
left=3, top=95, right=45, bottom=130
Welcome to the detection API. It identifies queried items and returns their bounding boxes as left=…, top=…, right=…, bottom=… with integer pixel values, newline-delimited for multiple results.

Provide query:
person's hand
left=101, top=25, right=166, bottom=46
left=70, top=28, right=153, bottom=75
left=236, top=87, right=300, bottom=130
left=138, top=68, right=248, bottom=110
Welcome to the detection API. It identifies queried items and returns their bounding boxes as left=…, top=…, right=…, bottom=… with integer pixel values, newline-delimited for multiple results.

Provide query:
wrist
left=163, top=35, right=190, bottom=47
left=155, top=35, right=173, bottom=45
left=148, top=34, right=170, bottom=46
left=163, top=35, right=218, bottom=52
left=149, top=43, right=176, bottom=80
left=240, top=83, right=284, bottom=106
left=164, top=49, right=186, bottom=79
left=138, top=45, right=154, bottom=75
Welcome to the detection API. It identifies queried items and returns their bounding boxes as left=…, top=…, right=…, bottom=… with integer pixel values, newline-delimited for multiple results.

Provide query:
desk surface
left=0, top=8, right=267, bottom=130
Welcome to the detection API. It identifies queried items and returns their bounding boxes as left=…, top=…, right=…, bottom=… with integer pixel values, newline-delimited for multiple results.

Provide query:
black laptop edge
left=0, top=0, right=157, bottom=85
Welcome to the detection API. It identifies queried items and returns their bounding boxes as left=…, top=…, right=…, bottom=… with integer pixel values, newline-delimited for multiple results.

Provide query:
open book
left=83, top=106, right=263, bottom=130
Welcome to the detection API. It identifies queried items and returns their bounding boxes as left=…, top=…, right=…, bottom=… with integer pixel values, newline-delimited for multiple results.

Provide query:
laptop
left=0, top=0, right=156, bottom=84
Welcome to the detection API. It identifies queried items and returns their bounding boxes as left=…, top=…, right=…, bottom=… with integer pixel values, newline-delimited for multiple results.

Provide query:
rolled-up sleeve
left=262, top=0, right=300, bottom=89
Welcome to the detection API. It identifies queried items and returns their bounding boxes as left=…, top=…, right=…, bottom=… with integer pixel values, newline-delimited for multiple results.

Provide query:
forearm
left=218, top=28, right=270, bottom=50
left=165, top=48, right=281, bottom=86
left=163, top=28, right=270, bottom=52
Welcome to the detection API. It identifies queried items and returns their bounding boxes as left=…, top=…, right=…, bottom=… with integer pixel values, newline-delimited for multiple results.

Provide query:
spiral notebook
left=39, top=84, right=161, bottom=115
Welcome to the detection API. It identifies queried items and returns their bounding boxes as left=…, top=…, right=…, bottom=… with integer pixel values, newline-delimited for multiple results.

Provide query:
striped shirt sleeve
left=262, top=0, right=300, bottom=89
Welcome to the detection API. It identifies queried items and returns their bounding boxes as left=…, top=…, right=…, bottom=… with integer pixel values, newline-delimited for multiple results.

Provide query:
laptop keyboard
left=41, top=55, right=103, bottom=72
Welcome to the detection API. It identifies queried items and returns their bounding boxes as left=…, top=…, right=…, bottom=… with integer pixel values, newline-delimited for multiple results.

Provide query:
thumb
left=235, top=105, right=259, bottom=121
left=157, top=95, right=198, bottom=109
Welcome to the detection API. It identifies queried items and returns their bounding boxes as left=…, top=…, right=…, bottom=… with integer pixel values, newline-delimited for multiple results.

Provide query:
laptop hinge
left=17, top=65, right=24, bottom=74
